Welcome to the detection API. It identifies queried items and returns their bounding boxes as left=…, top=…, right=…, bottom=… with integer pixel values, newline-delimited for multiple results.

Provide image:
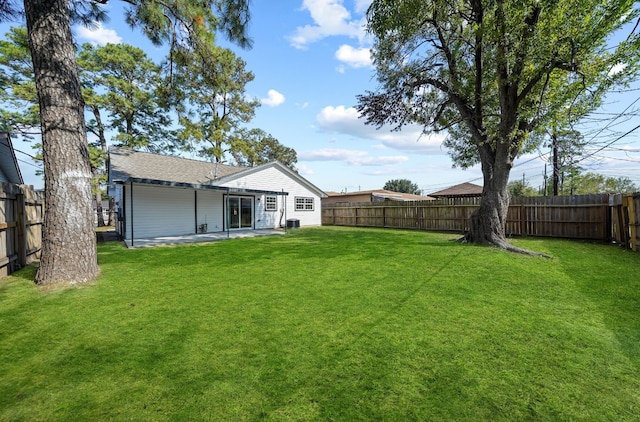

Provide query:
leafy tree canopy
left=544, top=171, right=638, bottom=195
left=358, top=0, right=640, bottom=249
left=508, top=180, right=539, bottom=197
left=173, top=43, right=260, bottom=162
left=229, top=128, right=298, bottom=170
left=0, top=26, right=38, bottom=136
left=77, top=42, right=174, bottom=152
left=383, top=178, right=421, bottom=195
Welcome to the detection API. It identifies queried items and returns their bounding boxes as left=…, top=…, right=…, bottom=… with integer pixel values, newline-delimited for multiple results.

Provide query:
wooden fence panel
left=625, top=193, right=640, bottom=251
left=323, top=194, right=615, bottom=241
left=1, top=183, right=18, bottom=278
left=0, top=183, right=43, bottom=279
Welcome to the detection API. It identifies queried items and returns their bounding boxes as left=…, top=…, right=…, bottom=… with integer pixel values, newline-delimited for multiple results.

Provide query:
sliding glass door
left=227, top=196, right=253, bottom=229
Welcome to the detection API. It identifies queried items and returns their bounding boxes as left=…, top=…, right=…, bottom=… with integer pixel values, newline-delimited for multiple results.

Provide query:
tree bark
left=25, top=0, right=99, bottom=284
left=464, top=142, right=512, bottom=246
left=93, top=166, right=106, bottom=227
left=464, top=144, right=548, bottom=257
left=89, top=104, right=107, bottom=227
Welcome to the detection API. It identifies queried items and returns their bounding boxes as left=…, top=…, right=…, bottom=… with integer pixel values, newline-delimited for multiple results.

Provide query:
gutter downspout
left=130, top=179, right=134, bottom=247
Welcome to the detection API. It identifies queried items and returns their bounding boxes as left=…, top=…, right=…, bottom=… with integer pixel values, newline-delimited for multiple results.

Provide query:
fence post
left=16, top=188, right=27, bottom=269
left=628, top=194, right=637, bottom=251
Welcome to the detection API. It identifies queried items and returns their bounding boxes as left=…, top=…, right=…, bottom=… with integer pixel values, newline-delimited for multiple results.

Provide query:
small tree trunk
left=94, top=167, right=106, bottom=227
left=108, top=197, right=116, bottom=227
left=25, top=0, right=99, bottom=284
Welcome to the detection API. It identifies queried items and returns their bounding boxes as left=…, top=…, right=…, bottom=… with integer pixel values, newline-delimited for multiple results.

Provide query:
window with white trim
left=265, top=195, right=277, bottom=211
left=295, top=196, right=314, bottom=211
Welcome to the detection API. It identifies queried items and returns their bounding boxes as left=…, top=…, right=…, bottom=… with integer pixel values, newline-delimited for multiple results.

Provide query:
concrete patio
left=99, top=229, right=287, bottom=248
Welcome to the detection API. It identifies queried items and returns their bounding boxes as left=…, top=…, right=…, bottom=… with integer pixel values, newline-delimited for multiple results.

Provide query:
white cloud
left=298, top=148, right=408, bottom=167
left=316, top=105, right=446, bottom=153
left=299, top=148, right=368, bottom=161
left=349, top=155, right=408, bottom=166
left=354, top=0, right=373, bottom=13
left=289, top=0, right=368, bottom=49
left=335, top=44, right=371, bottom=68
left=296, top=163, right=314, bottom=175
left=609, top=62, right=627, bottom=77
left=76, top=22, right=122, bottom=45
left=261, top=89, right=286, bottom=107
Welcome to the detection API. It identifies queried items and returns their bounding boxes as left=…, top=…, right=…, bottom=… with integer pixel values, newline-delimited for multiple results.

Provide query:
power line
left=576, top=123, right=640, bottom=163
left=16, top=158, right=41, bottom=169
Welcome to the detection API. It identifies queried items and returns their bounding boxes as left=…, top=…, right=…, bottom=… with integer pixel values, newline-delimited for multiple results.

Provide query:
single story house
left=0, top=132, right=24, bottom=185
left=322, top=189, right=434, bottom=206
left=429, top=182, right=483, bottom=198
left=108, top=148, right=326, bottom=242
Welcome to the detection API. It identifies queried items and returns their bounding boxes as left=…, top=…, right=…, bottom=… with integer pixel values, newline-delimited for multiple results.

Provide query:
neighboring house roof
left=429, top=182, right=483, bottom=198
left=214, top=161, right=328, bottom=198
left=324, top=189, right=434, bottom=202
left=109, top=147, right=245, bottom=185
left=0, top=132, right=24, bottom=185
left=108, top=147, right=326, bottom=198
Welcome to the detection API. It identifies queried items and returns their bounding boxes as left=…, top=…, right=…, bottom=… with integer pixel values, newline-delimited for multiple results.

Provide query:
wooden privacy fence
left=611, top=193, right=640, bottom=251
left=322, top=193, right=640, bottom=251
left=0, top=183, right=43, bottom=278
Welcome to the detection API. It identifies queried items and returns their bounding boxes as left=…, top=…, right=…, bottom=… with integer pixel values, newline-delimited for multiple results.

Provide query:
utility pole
left=552, top=132, right=560, bottom=196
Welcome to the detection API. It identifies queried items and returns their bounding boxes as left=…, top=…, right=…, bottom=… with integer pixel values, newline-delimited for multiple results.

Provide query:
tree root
left=456, top=234, right=550, bottom=258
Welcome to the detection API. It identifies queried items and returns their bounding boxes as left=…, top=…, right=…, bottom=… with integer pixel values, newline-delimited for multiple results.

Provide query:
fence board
left=323, top=194, right=615, bottom=241
left=0, top=183, right=43, bottom=278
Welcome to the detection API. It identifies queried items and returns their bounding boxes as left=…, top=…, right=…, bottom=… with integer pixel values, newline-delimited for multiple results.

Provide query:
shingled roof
left=326, top=189, right=433, bottom=201
left=429, top=182, right=483, bottom=198
left=109, top=147, right=245, bottom=185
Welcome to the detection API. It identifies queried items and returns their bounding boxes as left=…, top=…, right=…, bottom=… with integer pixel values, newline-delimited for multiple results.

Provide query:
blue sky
left=4, top=0, right=640, bottom=194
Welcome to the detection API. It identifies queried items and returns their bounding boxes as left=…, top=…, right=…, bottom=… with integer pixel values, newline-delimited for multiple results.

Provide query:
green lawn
left=1, top=227, right=639, bottom=421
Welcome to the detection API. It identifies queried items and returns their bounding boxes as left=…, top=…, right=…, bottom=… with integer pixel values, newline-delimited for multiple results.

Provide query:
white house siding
left=220, top=166, right=322, bottom=227
left=125, top=184, right=195, bottom=240
left=196, top=189, right=224, bottom=232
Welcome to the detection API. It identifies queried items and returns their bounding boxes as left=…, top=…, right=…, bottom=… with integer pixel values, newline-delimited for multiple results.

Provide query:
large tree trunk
left=25, top=0, right=99, bottom=284
left=465, top=144, right=547, bottom=257
left=466, top=165, right=511, bottom=248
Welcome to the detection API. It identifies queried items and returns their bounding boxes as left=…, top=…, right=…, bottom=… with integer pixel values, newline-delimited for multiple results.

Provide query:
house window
left=295, top=197, right=314, bottom=211
left=265, top=195, right=277, bottom=211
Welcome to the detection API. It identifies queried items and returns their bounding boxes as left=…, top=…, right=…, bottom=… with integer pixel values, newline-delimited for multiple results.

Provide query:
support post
left=16, top=188, right=27, bottom=269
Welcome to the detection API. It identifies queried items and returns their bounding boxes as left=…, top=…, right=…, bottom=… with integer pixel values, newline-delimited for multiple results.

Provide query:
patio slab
left=122, top=229, right=286, bottom=248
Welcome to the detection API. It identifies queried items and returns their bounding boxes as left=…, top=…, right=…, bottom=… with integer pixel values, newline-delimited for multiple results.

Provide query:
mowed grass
left=1, top=227, right=639, bottom=421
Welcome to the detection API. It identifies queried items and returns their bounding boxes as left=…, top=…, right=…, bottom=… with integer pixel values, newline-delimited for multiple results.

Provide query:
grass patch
left=1, top=227, right=639, bottom=420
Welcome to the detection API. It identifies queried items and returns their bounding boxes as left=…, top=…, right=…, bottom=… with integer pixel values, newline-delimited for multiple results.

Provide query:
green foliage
left=543, top=171, right=639, bottom=195
left=0, top=26, right=39, bottom=137
left=229, top=128, right=298, bottom=169
left=123, top=0, right=252, bottom=50
left=383, top=178, right=421, bottom=194
left=508, top=179, right=540, bottom=197
left=77, top=43, right=174, bottom=153
left=173, top=44, right=260, bottom=162
left=358, top=0, right=640, bottom=169
left=1, top=227, right=640, bottom=419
